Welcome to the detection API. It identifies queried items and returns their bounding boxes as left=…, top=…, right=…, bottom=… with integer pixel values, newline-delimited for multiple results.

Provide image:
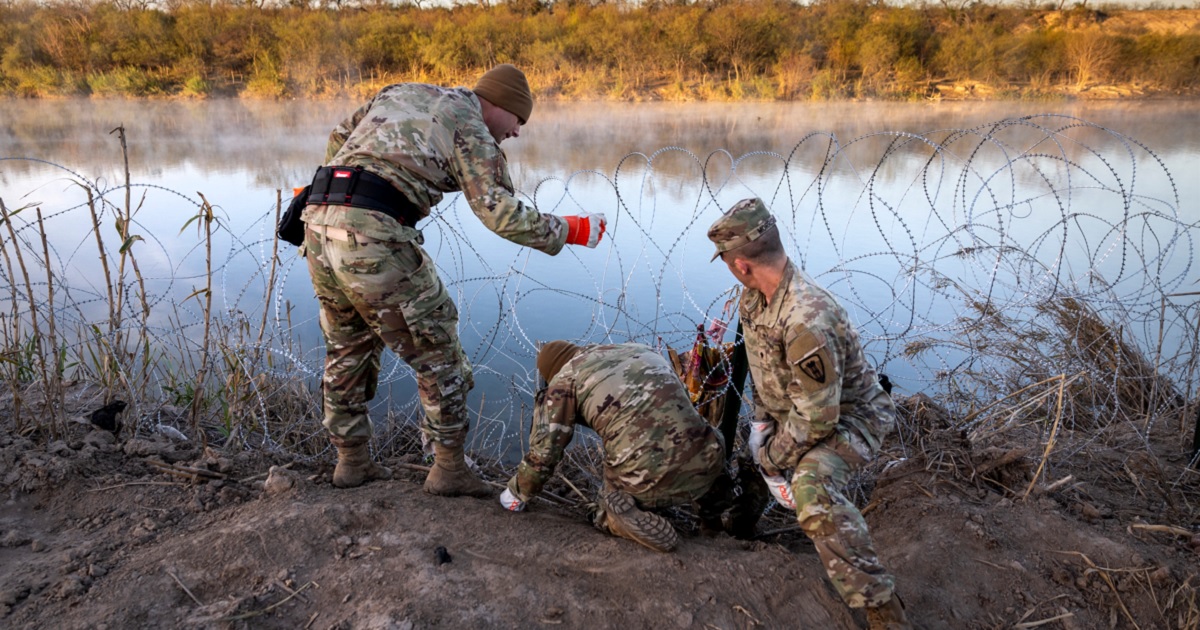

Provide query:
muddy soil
left=1, top=392, right=1197, bottom=630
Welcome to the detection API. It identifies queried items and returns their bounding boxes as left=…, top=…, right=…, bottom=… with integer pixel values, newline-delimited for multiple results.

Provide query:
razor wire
left=0, top=114, right=1195, bottom=464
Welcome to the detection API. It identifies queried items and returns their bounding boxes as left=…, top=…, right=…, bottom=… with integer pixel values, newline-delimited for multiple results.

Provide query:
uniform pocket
left=410, top=299, right=458, bottom=349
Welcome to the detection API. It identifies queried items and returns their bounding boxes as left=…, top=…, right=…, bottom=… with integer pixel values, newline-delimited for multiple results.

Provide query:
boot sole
left=601, top=489, right=679, bottom=552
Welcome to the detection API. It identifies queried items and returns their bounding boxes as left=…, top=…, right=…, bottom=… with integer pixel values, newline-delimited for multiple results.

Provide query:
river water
left=2, top=98, right=1197, bottom=454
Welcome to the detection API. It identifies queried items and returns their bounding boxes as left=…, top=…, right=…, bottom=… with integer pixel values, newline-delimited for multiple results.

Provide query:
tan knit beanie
left=473, top=64, right=533, bottom=125
left=536, top=341, right=581, bottom=384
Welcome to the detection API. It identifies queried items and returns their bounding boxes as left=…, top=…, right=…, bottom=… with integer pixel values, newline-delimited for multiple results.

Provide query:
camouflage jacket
left=741, top=260, right=896, bottom=471
left=507, top=343, right=722, bottom=502
left=303, top=83, right=566, bottom=255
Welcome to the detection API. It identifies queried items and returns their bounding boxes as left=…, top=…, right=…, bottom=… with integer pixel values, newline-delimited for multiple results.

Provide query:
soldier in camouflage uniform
left=303, top=65, right=608, bottom=494
left=707, top=199, right=913, bottom=629
left=499, top=341, right=733, bottom=552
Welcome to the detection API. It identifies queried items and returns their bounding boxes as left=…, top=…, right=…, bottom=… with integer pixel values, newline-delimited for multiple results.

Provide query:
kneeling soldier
left=500, top=341, right=745, bottom=552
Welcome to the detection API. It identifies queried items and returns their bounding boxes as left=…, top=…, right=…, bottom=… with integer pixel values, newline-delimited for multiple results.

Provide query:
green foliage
left=0, top=335, right=43, bottom=385
left=244, top=50, right=286, bottom=99
left=0, top=1, right=1194, bottom=100
left=181, top=74, right=209, bottom=98
left=87, top=67, right=166, bottom=97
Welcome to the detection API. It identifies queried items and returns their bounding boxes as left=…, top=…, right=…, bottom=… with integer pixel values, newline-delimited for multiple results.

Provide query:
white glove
left=564, top=213, right=607, bottom=248
left=499, top=488, right=526, bottom=512
left=748, top=420, right=774, bottom=467
left=762, top=472, right=796, bottom=510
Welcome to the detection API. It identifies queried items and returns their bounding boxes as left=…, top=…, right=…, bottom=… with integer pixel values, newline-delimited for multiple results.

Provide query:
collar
left=744, top=259, right=795, bottom=326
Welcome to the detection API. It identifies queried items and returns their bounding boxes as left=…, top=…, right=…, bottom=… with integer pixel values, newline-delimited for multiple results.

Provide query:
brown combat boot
left=595, top=487, right=679, bottom=552
left=329, top=435, right=393, bottom=488
left=865, top=594, right=912, bottom=630
left=423, top=442, right=490, bottom=497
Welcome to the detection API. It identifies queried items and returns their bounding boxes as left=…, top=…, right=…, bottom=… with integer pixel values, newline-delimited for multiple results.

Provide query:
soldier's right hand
left=499, top=488, right=527, bottom=512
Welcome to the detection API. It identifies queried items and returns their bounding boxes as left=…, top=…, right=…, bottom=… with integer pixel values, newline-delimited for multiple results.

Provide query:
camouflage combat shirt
left=508, top=343, right=723, bottom=502
left=742, top=260, right=896, bottom=471
left=302, top=83, right=567, bottom=254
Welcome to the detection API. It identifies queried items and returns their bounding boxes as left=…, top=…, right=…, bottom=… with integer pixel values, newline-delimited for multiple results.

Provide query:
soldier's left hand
left=499, top=488, right=527, bottom=512
left=563, top=213, right=607, bottom=248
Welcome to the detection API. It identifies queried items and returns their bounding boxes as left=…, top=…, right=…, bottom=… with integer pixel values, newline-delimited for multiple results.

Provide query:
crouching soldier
left=500, top=341, right=757, bottom=552
left=708, top=198, right=911, bottom=629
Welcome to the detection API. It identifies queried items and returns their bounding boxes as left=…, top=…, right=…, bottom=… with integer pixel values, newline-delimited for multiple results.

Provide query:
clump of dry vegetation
left=0, top=1, right=1197, bottom=101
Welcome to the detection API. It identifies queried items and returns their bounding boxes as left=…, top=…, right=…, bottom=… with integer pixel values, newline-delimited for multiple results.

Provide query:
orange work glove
left=563, top=213, right=607, bottom=248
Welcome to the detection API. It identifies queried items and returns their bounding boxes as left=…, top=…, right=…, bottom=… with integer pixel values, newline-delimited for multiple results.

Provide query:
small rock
left=124, top=439, right=165, bottom=457
left=1146, top=566, right=1171, bottom=586
left=83, top=430, right=116, bottom=448
left=30, top=540, right=46, bottom=553
left=1079, top=502, right=1101, bottom=521
left=0, top=531, right=30, bottom=548
left=263, top=466, right=297, bottom=496
left=218, top=486, right=243, bottom=504
left=88, top=564, right=107, bottom=578
left=57, top=575, right=87, bottom=599
left=47, top=441, right=72, bottom=456
left=1049, top=566, right=1071, bottom=585
left=0, top=590, right=20, bottom=606
left=154, top=424, right=188, bottom=441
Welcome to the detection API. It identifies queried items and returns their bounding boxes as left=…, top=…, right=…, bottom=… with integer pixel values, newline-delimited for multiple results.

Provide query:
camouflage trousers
left=607, top=426, right=726, bottom=510
left=790, top=425, right=896, bottom=608
left=304, top=225, right=473, bottom=444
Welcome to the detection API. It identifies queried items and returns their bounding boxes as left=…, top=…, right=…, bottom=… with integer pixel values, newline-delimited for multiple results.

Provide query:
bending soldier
left=500, top=341, right=758, bottom=552
left=707, top=198, right=912, bottom=629
left=302, top=65, right=607, bottom=494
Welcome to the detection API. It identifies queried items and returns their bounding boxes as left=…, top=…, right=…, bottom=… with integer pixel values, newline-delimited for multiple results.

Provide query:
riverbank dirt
left=1, top=389, right=1197, bottom=629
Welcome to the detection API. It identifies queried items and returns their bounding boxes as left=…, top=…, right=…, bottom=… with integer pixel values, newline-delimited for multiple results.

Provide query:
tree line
left=1, top=0, right=1197, bottom=100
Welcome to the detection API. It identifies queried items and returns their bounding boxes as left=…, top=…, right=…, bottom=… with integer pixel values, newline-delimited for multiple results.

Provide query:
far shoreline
left=2, top=79, right=1196, bottom=105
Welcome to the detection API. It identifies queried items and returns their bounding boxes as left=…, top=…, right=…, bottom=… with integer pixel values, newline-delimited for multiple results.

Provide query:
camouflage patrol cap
left=706, top=198, right=777, bottom=262
left=474, top=64, right=534, bottom=125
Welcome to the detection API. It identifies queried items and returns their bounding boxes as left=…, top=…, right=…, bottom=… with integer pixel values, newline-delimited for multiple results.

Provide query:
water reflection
left=3, top=99, right=1199, bottom=188
left=1, top=99, right=1196, bottom=456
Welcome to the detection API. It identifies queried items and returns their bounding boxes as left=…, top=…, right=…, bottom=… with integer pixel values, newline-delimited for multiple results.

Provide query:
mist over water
left=1, top=99, right=1196, bottom=455
left=4, top=99, right=1198, bottom=188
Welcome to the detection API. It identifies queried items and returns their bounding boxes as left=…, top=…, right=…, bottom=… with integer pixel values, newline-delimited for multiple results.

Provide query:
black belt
left=306, top=165, right=422, bottom=228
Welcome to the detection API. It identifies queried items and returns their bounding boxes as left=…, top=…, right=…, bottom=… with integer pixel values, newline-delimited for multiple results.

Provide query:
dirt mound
left=1, top=394, right=1198, bottom=629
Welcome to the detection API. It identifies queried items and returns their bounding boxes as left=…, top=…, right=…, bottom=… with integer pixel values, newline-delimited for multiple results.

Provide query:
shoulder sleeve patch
left=787, top=330, right=830, bottom=386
